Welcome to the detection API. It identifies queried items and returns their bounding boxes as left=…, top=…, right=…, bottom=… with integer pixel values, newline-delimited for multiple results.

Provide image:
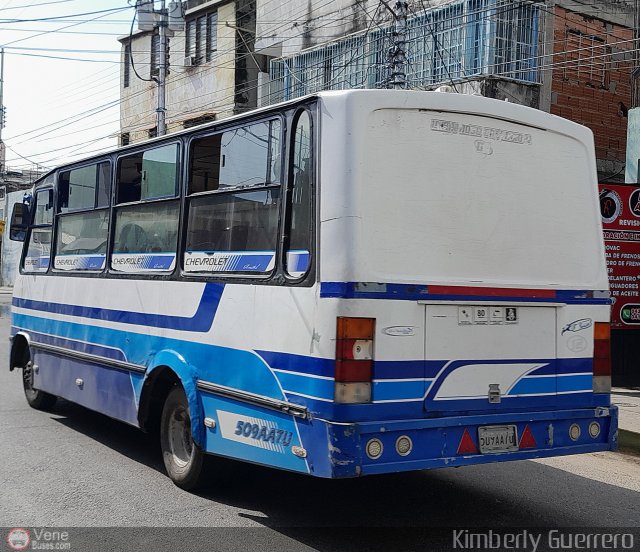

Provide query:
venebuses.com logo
left=5, top=528, right=71, bottom=550
left=6, top=528, right=30, bottom=551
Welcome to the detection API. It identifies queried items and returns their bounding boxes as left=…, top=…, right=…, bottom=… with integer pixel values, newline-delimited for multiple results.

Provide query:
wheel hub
left=168, top=406, right=193, bottom=467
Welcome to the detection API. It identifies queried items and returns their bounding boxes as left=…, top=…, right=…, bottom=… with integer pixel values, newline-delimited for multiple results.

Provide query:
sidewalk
left=612, top=387, right=640, bottom=454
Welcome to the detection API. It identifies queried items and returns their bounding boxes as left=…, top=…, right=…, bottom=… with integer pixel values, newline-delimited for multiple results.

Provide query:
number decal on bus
left=234, top=421, right=293, bottom=446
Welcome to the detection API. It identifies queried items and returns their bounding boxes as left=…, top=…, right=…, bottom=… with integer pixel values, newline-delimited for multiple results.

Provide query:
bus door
left=422, top=302, right=559, bottom=414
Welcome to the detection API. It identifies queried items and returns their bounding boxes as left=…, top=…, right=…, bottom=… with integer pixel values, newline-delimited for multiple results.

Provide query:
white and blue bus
left=9, top=90, right=616, bottom=489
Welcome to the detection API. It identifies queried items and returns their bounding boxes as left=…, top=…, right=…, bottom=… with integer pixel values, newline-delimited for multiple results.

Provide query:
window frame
left=108, top=140, right=182, bottom=276
left=115, top=141, right=181, bottom=206
left=57, top=160, right=111, bottom=214
left=123, top=43, right=131, bottom=88
left=17, top=99, right=318, bottom=286
left=185, top=8, right=217, bottom=66
left=181, top=115, right=285, bottom=280
left=21, top=185, right=55, bottom=274
left=283, top=107, right=315, bottom=282
left=52, top=158, right=112, bottom=274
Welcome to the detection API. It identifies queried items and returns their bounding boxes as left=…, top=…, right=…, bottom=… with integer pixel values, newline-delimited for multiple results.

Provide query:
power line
left=6, top=0, right=635, bottom=169
left=0, top=7, right=133, bottom=24
left=1, top=0, right=78, bottom=11
left=0, top=5, right=131, bottom=48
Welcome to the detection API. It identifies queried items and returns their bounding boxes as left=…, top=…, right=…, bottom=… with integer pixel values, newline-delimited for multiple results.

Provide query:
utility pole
left=382, top=1, right=409, bottom=89
left=0, top=48, right=5, bottom=173
left=157, top=0, right=167, bottom=136
left=136, top=1, right=184, bottom=137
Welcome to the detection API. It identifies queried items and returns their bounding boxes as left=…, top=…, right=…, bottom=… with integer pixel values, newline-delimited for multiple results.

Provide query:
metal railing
left=266, top=0, right=541, bottom=105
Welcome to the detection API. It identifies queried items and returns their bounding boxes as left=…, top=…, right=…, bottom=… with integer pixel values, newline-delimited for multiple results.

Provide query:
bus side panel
left=30, top=350, right=139, bottom=426
left=199, top=392, right=311, bottom=474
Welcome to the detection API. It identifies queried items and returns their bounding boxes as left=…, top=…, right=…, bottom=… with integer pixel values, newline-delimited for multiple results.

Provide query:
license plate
left=478, top=425, right=519, bottom=454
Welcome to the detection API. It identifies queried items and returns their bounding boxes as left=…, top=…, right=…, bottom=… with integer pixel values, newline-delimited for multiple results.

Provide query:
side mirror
left=9, top=202, right=31, bottom=242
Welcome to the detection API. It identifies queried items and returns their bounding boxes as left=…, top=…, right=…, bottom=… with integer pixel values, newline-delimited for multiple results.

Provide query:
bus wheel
left=22, top=360, right=57, bottom=411
left=160, top=386, right=205, bottom=490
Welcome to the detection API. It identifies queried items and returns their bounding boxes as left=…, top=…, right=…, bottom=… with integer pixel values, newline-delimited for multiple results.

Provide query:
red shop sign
left=599, top=184, right=640, bottom=327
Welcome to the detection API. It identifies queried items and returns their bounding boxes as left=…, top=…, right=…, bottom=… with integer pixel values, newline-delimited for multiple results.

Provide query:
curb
left=618, top=429, right=640, bottom=456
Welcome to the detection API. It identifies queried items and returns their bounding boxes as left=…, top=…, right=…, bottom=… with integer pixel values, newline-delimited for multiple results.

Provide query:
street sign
left=599, top=184, right=640, bottom=327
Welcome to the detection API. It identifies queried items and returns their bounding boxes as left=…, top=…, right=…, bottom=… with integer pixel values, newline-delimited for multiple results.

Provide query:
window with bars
left=124, top=43, right=131, bottom=88
left=563, top=30, right=607, bottom=88
left=268, top=0, right=540, bottom=104
left=185, top=10, right=217, bottom=66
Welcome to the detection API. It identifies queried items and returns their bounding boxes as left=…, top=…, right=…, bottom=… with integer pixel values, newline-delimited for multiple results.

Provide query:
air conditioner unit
left=183, top=56, right=196, bottom=68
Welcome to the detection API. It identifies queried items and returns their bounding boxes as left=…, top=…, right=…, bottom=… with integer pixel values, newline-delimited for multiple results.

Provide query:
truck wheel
left=22, top=360, right=57, bottom=411
left=160, top=386, right=205, bottom=490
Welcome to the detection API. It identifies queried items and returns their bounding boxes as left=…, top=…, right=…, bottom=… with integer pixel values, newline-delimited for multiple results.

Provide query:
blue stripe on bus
left=529, top=359, right=592, bottom=376
left=509, top=377, right=556, bottom=395
left=372, top=379, right=427, bottom=401
left=12, top=313, right=288, bottom=402
left=13, top=311, right=610, bottom=423
left=254, top=355, right=442, bottom=381
left=12, top=282, right=224, bottom=332
left=427, top=393, right=597, bottom=412
left=319, top=282, right=611, bottom=304
left=558, top=374, right=593, bottom=393
left=254, top=350, right=334, bottom=378
left=425, top=358, right=593, bottom=401
left=11, top=313, right=599, bottom=419
left=509, top=374, right=592, bottom=396
left=374, top=360, right=430, bottom=379
left=274, top=370, right=334, bottom=400
left=14, top=319, right=593, bottom=386
left=20, top=328, right=129, bottom=362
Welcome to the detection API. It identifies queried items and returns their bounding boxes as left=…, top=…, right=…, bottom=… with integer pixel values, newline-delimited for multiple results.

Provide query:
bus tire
left=160, top=385, right=205, bottom=490
left=22, top=359, right=57, bottom=411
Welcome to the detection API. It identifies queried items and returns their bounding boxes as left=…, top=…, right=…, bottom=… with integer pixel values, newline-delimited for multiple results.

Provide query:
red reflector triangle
left=519, top=425, right=537, bottom=449
left=457, top=428, right=478, bottom=455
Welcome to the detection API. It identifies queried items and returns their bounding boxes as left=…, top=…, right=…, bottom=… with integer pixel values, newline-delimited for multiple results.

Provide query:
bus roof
left=32, top=89, right=592, bottom=188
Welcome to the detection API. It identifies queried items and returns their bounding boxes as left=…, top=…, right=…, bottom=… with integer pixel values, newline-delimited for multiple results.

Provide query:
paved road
left=0, top=296, right=638, bottom=549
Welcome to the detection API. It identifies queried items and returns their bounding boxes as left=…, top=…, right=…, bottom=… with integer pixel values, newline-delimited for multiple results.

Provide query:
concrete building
left=548, top=1, right=634, bottom=183
left=255, top=0, right=634, bottom=182
left=119, top=0, right=260, bottom=145
left=118, top=1, right=635, bottom=179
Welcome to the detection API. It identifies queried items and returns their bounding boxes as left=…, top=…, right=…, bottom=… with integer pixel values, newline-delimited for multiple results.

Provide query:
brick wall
left=550, top=6, right=633, bottom=175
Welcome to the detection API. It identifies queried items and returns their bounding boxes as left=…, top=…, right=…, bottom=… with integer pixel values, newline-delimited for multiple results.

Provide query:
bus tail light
left=335, top=317, right=374, bottom=403
left=593, top=322, right=611, bottom=394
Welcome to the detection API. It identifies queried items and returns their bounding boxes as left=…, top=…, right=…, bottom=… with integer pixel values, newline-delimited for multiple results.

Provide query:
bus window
left=54, top=162, right=111, bottom=272
left=189, top=134, right=222, bottom=194
left=285, top=110, right=312, bottom=277
left=54, top=211, right=109, bottom=271
left=111, top=202, right=179, bottom=273
left=112, top=143, right=180, bottom=273
left=188, top=120, right=280, bottom=194
left=58, top=162, right=111, bottom=213
left=117, top=143, right=178, bottom=204
left=23, top=188, right=53, bottom=273
left=96, top=162, right=111, bottom=207
left=184, top=119, right=281, bottom=274
left=33, top=189, right=54, bottom=225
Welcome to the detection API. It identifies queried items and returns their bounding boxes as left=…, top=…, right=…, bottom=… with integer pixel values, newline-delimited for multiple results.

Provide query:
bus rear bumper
left=310, top=405, right=618, bottom=478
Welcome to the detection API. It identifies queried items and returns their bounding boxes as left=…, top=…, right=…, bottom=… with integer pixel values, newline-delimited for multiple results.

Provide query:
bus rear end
left=304, top=90, right=616, bottom=477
